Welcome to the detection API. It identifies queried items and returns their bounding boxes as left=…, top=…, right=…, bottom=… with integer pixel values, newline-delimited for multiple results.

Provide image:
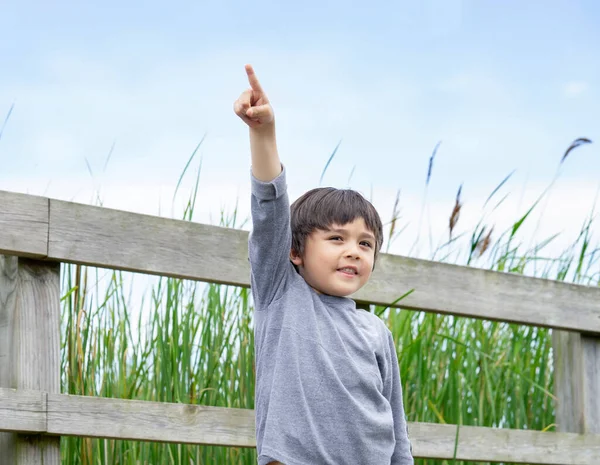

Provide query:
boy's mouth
left=337, top=266, right=358, bottom=276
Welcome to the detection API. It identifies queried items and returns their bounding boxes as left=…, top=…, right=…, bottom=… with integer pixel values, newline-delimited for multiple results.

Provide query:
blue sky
left=1, top=0, right=599, bottom=262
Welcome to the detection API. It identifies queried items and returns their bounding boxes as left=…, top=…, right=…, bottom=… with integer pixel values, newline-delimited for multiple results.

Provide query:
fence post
left=552, top=330, right=600, bottom=435
left=0, top=255, right=61, bottom=465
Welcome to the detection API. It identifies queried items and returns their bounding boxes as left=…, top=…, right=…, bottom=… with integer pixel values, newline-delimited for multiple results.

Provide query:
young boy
left=234, top=64, right=414, bottom=465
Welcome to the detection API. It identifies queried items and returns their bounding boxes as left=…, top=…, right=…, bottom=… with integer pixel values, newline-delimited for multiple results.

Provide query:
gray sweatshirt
left=249, top=167, right=414, bottom=465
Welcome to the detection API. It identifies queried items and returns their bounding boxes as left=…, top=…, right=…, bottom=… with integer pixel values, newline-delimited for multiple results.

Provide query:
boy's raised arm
left=235, top=64, right=291, bottom=309
left=234, top=64, right=282, bottom=182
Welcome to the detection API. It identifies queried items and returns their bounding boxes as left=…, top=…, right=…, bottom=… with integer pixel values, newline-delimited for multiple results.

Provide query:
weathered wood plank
left=47, top=198, right=600, bottom=333
left=357, top=253, right=600, bottom=333
left=410, top=422, right=600, bottom=464
left=0, top=191, right=48, bottom=258
left=0, top=388, right=45, bottom=433
left=1, top=388, right=599, bottom=463
left=0, top=255, right=19, bottom=463
left=48, top=199, right=249, bottom=286
left=0, top=258, right=61, bottom=465
left=0, top=390, right=575, bottom=464
left=0, top=257, right=17, bottom=390
left=46, top=393, right=256, bottom=447
left=553, top=331, right=600, bottom=434
left=581, top=336, right=600, bottom=432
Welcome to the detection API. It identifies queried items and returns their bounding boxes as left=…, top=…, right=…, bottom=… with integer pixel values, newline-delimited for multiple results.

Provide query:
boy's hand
left=234, top=64, right=275, bottom=129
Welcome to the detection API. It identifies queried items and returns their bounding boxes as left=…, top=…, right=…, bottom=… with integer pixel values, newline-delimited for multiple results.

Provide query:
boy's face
left=290, top=217, right=376, bottom=297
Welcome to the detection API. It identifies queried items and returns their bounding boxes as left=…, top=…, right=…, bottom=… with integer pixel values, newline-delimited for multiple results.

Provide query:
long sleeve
left=248, top=165, right=293, bottom=309
left=383, top=329, right=414, bottom=464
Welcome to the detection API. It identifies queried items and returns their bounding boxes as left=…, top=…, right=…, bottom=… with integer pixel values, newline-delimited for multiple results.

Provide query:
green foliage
left=61, top=269, right=256, bottom=464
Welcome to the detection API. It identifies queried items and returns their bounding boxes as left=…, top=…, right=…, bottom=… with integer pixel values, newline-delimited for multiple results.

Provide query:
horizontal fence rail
left=1, top=388, right=599, bottom=465
left=1, top=189, right=599, bottom=333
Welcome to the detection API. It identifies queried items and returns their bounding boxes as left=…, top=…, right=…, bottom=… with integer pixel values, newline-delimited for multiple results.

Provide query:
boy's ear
left=289, top=249, right=303, bottom=266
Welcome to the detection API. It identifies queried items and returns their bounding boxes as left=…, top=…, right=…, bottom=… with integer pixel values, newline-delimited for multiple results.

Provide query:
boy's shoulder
left=365, top=311, right=392, bottom=336
left=358, top=307, right=393, bottom=337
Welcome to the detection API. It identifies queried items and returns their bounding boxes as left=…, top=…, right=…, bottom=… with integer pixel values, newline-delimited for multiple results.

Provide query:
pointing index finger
left=245, top=64, right=264, bottom=93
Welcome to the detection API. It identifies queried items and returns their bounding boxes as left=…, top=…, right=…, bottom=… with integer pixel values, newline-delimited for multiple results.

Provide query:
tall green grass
left=59, top=141, right=598, bottom=465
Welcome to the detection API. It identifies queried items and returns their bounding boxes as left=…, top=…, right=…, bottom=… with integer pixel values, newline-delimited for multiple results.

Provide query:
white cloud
left=564, top=81, right=589, bottom=97
left=436, top=71, right=514, bottom=103
left=1, top=47, right=598, bottom=282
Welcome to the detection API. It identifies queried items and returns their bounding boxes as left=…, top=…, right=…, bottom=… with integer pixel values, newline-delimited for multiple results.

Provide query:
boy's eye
left=361, top=241, right=373, bottom=248
left=329, top=236, right=343, bottom=241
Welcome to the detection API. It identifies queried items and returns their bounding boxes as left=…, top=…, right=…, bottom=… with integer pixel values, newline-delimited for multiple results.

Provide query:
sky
left=1, top=0, right=599, bottom=270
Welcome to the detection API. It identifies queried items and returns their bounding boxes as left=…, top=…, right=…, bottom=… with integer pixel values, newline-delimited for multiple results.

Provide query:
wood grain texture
left=0, top=389, right=45, bottom=433
left=0, top=256, right=18, bottom=390
left=48, top=198, right=600, bottom=333
left=0, top=258, right=60, bottom=465
left=0, top=255, right=20, bottom=464
left=410, top=422, right=600, bottom=464
left=553, top=331, right=600, bottom=434
left=1, top=388, right=599, bottom=464
left=356, top=254, right=600, bottom=333
left=46, top=393, right=256, bottom=448
left=0, top=191, right=48, bottom=258
left=581, top=336, right=600, bottom=433
left=12, top=260, right=61, bottom=393
left=48, top=199, right=249, bottom=285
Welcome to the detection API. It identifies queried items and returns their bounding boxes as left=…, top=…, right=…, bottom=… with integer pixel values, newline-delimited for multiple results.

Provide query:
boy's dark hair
left=290, top=187, right=384, bottom=267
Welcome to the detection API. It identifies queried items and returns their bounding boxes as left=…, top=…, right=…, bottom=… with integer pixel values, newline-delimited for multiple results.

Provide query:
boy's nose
left=345, top=246, right=361, bottom=259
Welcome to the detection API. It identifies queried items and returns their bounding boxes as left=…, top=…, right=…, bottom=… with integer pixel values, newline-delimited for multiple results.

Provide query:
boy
left=234, top=64, right=414, bottom=465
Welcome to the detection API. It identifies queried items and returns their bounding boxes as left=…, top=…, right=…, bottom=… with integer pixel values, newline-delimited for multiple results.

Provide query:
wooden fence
left=0, top=188, right=599, bottom=464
